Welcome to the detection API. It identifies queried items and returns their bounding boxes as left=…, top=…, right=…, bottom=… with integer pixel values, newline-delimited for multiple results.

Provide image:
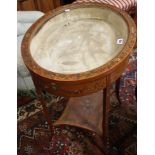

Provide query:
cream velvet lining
left=30, top=7, right=128, bottom=74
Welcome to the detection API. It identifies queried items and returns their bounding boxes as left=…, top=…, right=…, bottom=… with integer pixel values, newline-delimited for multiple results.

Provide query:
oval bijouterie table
left=21, top=3, right=136, bottom=154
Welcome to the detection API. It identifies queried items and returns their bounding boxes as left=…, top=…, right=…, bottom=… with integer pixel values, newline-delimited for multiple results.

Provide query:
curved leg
left=102, top=85, right=111, bottom=155
left=115, top=77, right=121, bottom=105
left=36, top=88, right=54, bottom=136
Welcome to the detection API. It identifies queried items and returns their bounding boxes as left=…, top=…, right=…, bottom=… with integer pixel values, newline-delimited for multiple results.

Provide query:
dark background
left=61, top=0, right=75, bottom=5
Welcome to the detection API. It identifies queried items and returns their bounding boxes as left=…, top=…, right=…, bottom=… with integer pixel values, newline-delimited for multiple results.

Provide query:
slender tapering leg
left=36, top=88, right=54, bottom=136
left=115, top=77, right=121, bottom=105
left=102, top=84, right=111, bottom=155
left=135, top=85, right=137, bottom=100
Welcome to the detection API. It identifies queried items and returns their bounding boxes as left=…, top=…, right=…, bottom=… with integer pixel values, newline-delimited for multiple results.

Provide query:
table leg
left=135, top=85, right=137, bottom=100
left=36, top=88, right=54, bottom=136
left=115, top=77, right=121, bottom=105
left=102, top=86, right=111, bottom=155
